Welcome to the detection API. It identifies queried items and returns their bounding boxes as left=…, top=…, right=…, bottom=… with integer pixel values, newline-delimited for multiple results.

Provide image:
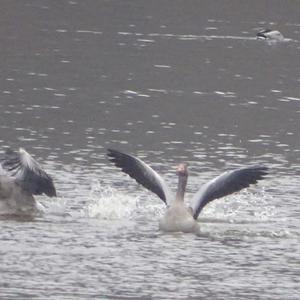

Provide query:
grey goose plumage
left=107, top=148, right=268, bottom=233
left=0, top=148, right=56, bottom=215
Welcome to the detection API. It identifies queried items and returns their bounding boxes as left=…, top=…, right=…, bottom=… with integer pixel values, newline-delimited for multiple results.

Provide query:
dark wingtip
left=246, top=165, right=269, bottom=183
left=46, top=182, right=57, bottom=197
left=107, top=148, right=121, bottom=160
left=256, top=32, right=266, bottom=39
left=254, top=165, right=269, bottom=176
left=256, top=28, right=272, bottom=39
left=107, top=148, right=114, bottom=155
left=107, top=148, right=134, bottom=167
left=107, top=148, right=123, bottom=165
left=106, top=148, right=133, bottom=173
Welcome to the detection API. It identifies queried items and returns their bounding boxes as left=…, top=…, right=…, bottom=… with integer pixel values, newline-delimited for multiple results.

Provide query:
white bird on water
left=256, top=29, right=284, bottom=41
left=0, top=148, right=56, bottom=216
left=107, top=149, right=268, bottom=233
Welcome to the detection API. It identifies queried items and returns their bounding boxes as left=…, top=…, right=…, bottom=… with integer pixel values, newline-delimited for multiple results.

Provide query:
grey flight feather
left=0, top=148, right=56, bottom=197
left=107, top=149, right=173, bottom=205
left=191, top=166, right=268, bottom=219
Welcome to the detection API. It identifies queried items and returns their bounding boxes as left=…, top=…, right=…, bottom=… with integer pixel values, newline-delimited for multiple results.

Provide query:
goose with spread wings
left=0, top=148, right=56, bottom=215
left=107, top=149, right=268, bottom=233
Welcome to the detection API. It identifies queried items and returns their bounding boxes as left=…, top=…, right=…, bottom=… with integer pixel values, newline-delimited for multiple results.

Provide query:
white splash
left=198, top=189, right=275, bottom=224
left=42, top=197, right=69, bottom=216
left=84, top=182, right=140, bottom=220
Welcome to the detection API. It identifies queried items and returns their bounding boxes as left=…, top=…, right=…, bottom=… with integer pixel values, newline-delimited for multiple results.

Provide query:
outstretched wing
left=107, top=149, right=173, bottom=205
left=0, top=148, right=56, bottom=197
left=191, top=166, right=268, bottom=219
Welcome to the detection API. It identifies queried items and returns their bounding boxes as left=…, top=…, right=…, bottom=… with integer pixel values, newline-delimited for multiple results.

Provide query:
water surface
left=0, top=1, right=299, bottom=299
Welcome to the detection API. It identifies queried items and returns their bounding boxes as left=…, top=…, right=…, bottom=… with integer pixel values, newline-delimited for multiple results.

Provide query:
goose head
left=176, top=163, right=188, bottom=176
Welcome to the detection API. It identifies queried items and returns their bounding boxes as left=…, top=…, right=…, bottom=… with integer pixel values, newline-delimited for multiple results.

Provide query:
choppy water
left=0, top=1, right=299, bottom=299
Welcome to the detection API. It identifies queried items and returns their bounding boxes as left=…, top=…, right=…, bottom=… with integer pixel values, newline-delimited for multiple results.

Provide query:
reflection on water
left=0, top=0, right=299, bottom=299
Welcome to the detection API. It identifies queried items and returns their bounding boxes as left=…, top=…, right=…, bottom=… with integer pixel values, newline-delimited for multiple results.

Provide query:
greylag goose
left=107, top=149, right=268, bottom=233
left=0, top=148, right=56, bottom=215
left=256, top=29, right=284, bottom=41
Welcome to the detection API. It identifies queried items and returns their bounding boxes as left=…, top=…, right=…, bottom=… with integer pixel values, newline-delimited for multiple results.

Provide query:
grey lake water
left=0, top=1, right=299, bottom=299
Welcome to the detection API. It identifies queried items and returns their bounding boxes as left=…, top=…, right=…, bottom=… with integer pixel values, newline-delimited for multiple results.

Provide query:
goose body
left=256, top=29, right=284, bottom=41
left=159, top=200, right=199, bottom=233
left=0, top=148, right=56, bottom=216
left=107, top=149, right=268, bottom=233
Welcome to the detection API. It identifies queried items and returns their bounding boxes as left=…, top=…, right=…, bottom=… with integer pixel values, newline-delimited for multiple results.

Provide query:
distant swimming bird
left=0, top=148, right=56, bottom=216
left=107, top=149, right=268, bottom=233
left=256, top=29, right=284, bottom=41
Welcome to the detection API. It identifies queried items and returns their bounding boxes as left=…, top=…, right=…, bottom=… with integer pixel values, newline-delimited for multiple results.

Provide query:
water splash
left=199, top=189, right=276, bottom=224
left=84, top=181, right=140, bottom=220
left=42, top=197, right=69, bottom=216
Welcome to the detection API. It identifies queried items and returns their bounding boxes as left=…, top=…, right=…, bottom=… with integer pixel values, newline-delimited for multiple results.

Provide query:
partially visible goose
left=256, top=29, right=284, bottom=41
left=107, top=149, right=268, bottom=233
left=0, top=148, right=56, bottom=216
